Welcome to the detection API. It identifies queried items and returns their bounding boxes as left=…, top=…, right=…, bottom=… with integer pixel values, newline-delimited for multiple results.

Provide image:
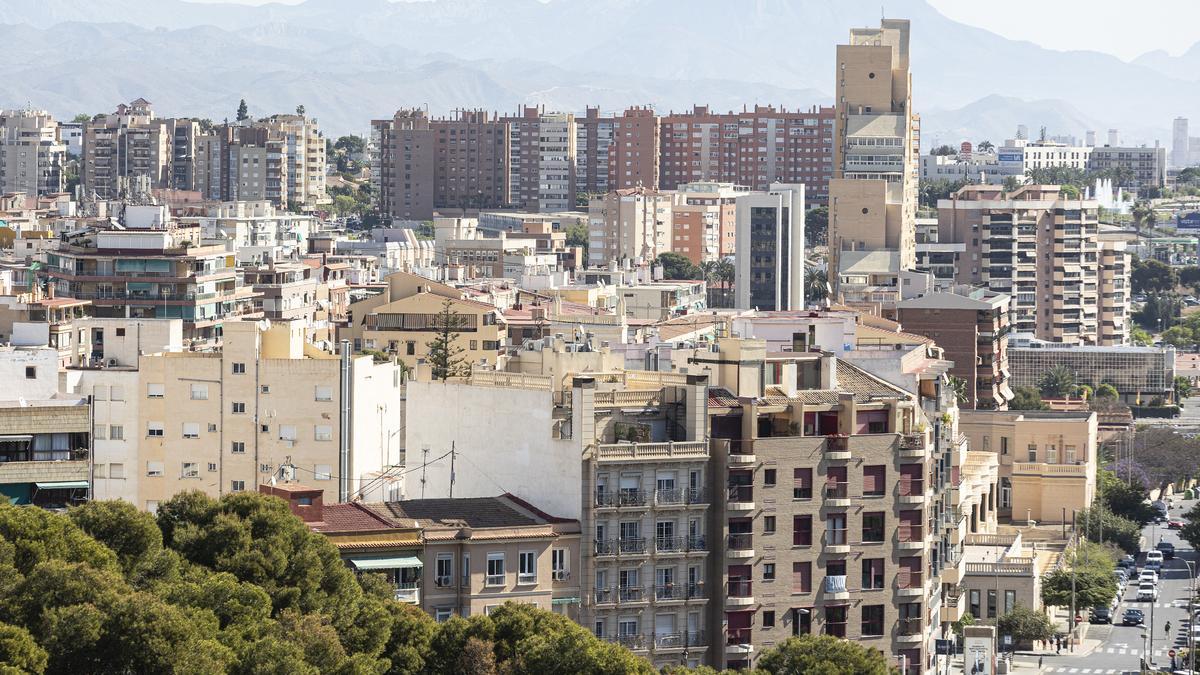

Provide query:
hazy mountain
left=0, top=0, right=1189, bottom=143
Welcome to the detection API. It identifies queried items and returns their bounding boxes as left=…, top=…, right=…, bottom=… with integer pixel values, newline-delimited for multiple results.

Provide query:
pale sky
left=191, top=0, right=1200, bottom=63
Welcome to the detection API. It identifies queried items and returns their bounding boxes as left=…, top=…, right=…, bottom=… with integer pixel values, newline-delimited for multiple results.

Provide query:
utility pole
left=449, top=440, right=456, bottom=498
left=1070, top=509, right=1077, bottom=653
left=420, top=444, right=429, bottom=498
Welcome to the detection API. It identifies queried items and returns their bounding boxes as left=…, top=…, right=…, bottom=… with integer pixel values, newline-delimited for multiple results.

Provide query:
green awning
left=349, top=556, right=422, bottom=571
left=35, top=481, right=90, bottom=490
left=551, top=597, right=581, bottom=606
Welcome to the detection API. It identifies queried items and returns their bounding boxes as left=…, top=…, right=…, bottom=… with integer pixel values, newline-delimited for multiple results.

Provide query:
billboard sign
left=1178, top=212, right=1200, bottom=230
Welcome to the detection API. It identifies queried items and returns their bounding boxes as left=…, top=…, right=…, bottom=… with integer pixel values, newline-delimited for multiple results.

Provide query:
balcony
left=604, top=634, right=647, bottom=651
left=725, top=629, right=753, bottom=655
left=897, top=525, right=924, bottom=550
left=684, top=487, right=708, bottom=505
left=594, top=489, right=648, bottom=508
left=618, top=586, right=647, bottom=603
left=896, top=571, right=923, bottom=596
left=896, top=617, right=924, bottom=642
left=941, top=590, right=966, bottom=622
left=727, top=533, right=754, bottom=558
left=655, top=535, right=687, bottom=555
left=727, top=578, right=754, bottom=606
left=727, top=485, right=754, bottom=511
left=898, top=478, right=925, bottom=504
left=899, top=432, right=926, bottom=457
left=654, top=487, right=687, bottom=506
left=596, top=440, right=708, bottom=462
left=726, top=438, right=756, bottom=466
left=619, top=538, right=647, bottom=555
left=654, top=631, right=707, bottom=649
left=823, top=529, right=850, bottom=554
left=594, top=587, right=617, bottom=605
left=0, top=455, right=90, bottom=485
left=824, top=482, right=850, bottom=507
left=823, top=575, right=849, bottom=600
left=393, top=582, right=420, bottom=605
left=825, top=434, right=851, bottom=460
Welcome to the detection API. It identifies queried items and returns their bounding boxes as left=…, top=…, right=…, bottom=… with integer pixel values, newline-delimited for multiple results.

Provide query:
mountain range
left=0, top=0, right=1193, bottom=146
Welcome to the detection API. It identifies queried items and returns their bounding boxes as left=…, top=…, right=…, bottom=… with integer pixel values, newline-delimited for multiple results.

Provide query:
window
left=182, top=462, right=199, bottom=478
left=232, top=362, right=246, bottom=374
left=279, top=425, right=297, bottom=441
left=24, top=366, right=35, bottom=379
left=147, top=383, right=165, bottom=398
left=207, top=462, right=217, bottom=472
left=763, top=610, right=776, bottom=628
left=552, top=548, right=568, bottom=580
left=1001, top=437, right=1009, bottom=455
left=793, top=468, right=812, bottom=499
left=260, top=424, right=269, bottom=434
left=969, top=589, right=981, bottom=618
left=824, top=605, right=847, bottom=638
left=260, top=385, right=270, bottom=394
left=314, top=465, right=332, bottom=480
left=1027, top=444, right=1037, bottom=462
left=792, top=562, right=812, bottom=593
left=763, top=563, right=775, bottom=581
left=436, top=554, right=453, bottom=587
left=110, top=385, right=124, bottom=401
left=231, top=480, right=245, bottom=492
left=463, top=553, right=470, bottom=587
left=94, top=385, right=108, bottom=401
left=314, top=425, right=333, bottom=441
left=862, top=465, right=886, bottom=497
left=763, top=469, right=776, bottom=486
left=518, top=551, right=537, bottom=584
left=1065, top=445, right=1077, bottom=464
left=190, top=384, right=208, bottom=400
left=764, top=515, right=776, bottom=534
left=110, top=463, right=125, bottom=479
left=861, top=605, right=885, bottom=637
left=231, top=441, right=245, bottom=454
left=182, top=423, right=200, bottom=439
left=861, top=558, right=884, bottom=590
left=486, top=553, right=505, bottom=586
left=232, top=402, right=246, bottom=414
left=792, top=607, right=812, bottom=635
left=862, top=512, right=885, bottom=543
left=94, top=424, right=107, bottom=440
left=147, top=461, right=164, bottom=477
left=434, top=608, right=453, bottom=623
left=793, top=515, right=812, bottom=546
left=987, top=589, right=997, bottom=618
left=147, top=422, right=164, bottom=437
left=315, top=385, right=333, bottom=401
left=1004, top=589, right=1016, bottom=614
left=115, top=327, right=126, bottom=337
left=260, top=464, right=273, bottom=474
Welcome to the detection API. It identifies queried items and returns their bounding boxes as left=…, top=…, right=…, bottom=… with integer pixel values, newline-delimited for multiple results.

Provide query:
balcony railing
left=728, top=578, right=752, bottom=598
left=824, top=529, right=848, bottom=546
left=594, top=489, right=648, bottom=507
left=655, top=487, right=685, bottom=505
left=727, top=533, right=752, bottom=550
left=726, top=628, right=752, bottom=646
left=686, top=534, right=708, bottom=551
left=899, top=478, right=924, bottom=497
left=823, top=575, right=848, bottom=594
left=685, top=487, right=708, bottom=504
left=619, top=537, right=647, bottom=554
left=618, top=586, right=646, bottom=602
left=898, top=617, right=923, bottom=636
left=900, top=432, right=925, bottom=450
left=654, top=631, right=707, bottom=648
left=897, top=570, right=923, bottom=590
left=594, top=587, right=616, bottom=604
left=655, top=536, right=684, bottom=553
left=898, top=525, right=923, bottom=544
left=824, top=482, right=849, bottom=499
left=826, top=435, right=850, bottom=453
left=605, top=634, right=646, bottom=650
left=655, top=584, right=687, bottom=601
left=727, top=485, right=753, bottom=502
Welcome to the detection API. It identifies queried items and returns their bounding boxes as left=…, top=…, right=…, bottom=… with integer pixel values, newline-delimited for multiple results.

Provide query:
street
left=1034, top=498, right=1199, bottom=674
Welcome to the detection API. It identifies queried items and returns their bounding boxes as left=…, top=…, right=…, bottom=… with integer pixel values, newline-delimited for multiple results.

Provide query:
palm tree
left=948, top=376, right=969, bottom=406
left=804, top=267, right=829, bottom=304
left=977, top=140, right=995, bottom=153
left=1037, top=364, right=1077, bottom=399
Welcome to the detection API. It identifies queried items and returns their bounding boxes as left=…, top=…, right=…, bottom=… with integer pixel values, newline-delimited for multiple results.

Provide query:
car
left=1170, top=520, right=1186, bottom=530
left=1123, top=608, right=1146, bottom=625
left=1158, top=542, right=1177, bottom=560
left=1090, top=606, right=1114, bottom=624
left=1138, top=583, right=1160, bottom=601
left=1139, top=570, right=1160, bottom=584
left=1147, top=550, right=1165, bottom=564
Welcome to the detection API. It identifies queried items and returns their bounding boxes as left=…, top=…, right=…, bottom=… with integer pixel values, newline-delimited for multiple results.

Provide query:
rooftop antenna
left=448, top=441, right=457, bottom=498
left=419, top=444, right=430, bottom=498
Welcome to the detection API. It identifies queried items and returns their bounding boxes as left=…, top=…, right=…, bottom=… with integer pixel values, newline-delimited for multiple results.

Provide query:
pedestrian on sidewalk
left=1038, top=656, right=1044, bottom=670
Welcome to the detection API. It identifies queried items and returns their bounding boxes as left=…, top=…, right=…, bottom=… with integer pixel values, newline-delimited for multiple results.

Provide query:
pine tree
left=426, top=299, right=467, bottom=381
left=296, top=104, right=305, bottom=116
left=236, top=98, right=249, bottom=122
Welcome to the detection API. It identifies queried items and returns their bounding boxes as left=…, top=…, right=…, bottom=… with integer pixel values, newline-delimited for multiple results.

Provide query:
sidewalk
left=946, top=637, right=1104, bottom=674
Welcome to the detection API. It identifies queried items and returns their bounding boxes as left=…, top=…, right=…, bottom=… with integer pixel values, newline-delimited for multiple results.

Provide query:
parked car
left=1090, top=606, right=1114, bottom=624
left=1158, top=542, right=1177, bottom=560
left=1122, top=608, right=1145, bottom=626
left=1170, top=520, right=1186, bottom=530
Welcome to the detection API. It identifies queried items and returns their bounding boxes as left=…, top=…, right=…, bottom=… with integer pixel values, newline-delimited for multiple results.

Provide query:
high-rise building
left=829, top=19, right=920, bottom=293
left=504, top=107, right=577, bottom=213
left=734, top=183, right=805, bottom=311
left=937, top=184, right=1130, bottom=346
left=671, top=181, right=745, bottom=264
left=659, top=105, right=834, bottom=202
left=258, top=114, right=328, bottom=207
left=576, top=107, right=660, bottom=195
left=1088, top=144, right=1167, bottom=191
left=1172, top=117, right=1189, bottom=168
left=82, top=99, right=172, bottom=200
left=586, top=187, right=682, bottom=266
left=575, top=107, right=615, bottom=197
left=193, top=117, right=328, bottom=208
left=0, top=109, right=66, bottom=197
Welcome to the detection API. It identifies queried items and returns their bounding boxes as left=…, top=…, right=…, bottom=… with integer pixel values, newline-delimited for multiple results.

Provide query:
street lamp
left=1186, top=559, right=1197, bottom=675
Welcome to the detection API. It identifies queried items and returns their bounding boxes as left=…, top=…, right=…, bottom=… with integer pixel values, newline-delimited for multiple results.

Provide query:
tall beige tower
left=829, top=18, right=919, bottom=290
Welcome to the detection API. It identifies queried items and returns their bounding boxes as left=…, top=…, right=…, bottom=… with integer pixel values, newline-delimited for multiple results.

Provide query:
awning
left=551, top=597, right=581, bottom=606
left=0, top=435, right=32, bottom=442
left=349, top=556, right=422, bottom=571
left=35, top=481, right=89, bottom=490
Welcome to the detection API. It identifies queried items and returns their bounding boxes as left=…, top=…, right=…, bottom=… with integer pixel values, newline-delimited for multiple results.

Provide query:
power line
left=286, top=448, right=455, bottom=499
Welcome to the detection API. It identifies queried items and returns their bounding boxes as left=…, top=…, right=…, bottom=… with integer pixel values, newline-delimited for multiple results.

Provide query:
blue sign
left=1178, top=212, right=1200, bottom=229
left=998, top=153, right=1023, bottom=163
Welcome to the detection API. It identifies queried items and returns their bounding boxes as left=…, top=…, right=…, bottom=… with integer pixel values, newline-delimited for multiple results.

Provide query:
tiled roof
left=708, top=387, right=740, bottom=407
left=833, top=360, right=910, bottom=400
left=374, top=496, right=539, bottom=529
left=310, top=502, right=401, bottom=533
left=656, top=314, right=725, bottom=341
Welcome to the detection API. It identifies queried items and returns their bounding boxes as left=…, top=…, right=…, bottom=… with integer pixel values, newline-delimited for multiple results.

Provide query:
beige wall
left=345, top=292, right=505, bottom=371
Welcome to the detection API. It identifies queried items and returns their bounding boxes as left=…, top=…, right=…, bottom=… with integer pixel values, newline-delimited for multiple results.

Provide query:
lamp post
left=1186, top=559, right=1197, bottom=675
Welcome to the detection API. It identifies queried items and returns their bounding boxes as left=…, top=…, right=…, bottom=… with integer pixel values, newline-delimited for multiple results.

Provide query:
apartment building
left=1098, top=233, right=1131, bottom=345
left=829, top=19, right=920, bottom=286
left=341, top=271, right=507, bottom=370
left=671, top=182, right=744, bottom=265
left=937, top=184, right=1127, bottom=346
left=243, top=261, right=320, bottom=323
left=896, top=287, right=1013, bottom=410
left=918, top=153, right=1021, bottom=184
left=1000, top=139, right=1092, bottom=173
left=1088, top=145, right=1167, bottom=191
left=64, top=320, right=404, bottom=511
left=504, top=107, right=577, bottom=213
left=82, top=99, right=171, bottom=199
left=258, top=114, right=328, bottom=206
left=659, top=105, right=834, bottom=202
left=0, top=346, right=91, bottom=507
left=959, top=410, right=1097, bottom=524
left=734, top=183, right=805, bottom=311
left=576, top=107, right=615, bottom=196
left=191, top=116, right=327, bottom=208
left=587, top=187, right=683, bottom=266
left=0, top=109, right=66, bottom=196
left=575, top=106, right=660, bottom=195
left=183, top=200, right=320, bottom=263
left=43, top=226, right=261, bottom=345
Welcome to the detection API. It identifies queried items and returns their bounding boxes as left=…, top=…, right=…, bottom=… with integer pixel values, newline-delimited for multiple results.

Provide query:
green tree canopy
left=805, top=206, right=828, bottom=246
left=997, top=605, right=1055, bottom=643
left=1009, top=386, right=1049, bottom=411
left=656, top=252, right=699, bottom=280
left=71, top=113, right=92, bottom=124
left=1037, top=364, right=1077, bottom=398
left=1094, top=383, right=1119, bottom=400
left=236, top=99, right=249, bottom=122
left=1132, top=258, right=1179, bottom=295
left=756, top=634, right=897, bottom=674
left=426, top=299, right=468, bottom=381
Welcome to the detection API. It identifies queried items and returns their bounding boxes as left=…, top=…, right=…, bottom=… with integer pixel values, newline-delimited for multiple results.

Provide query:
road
left=1038, top=499, right=1199, bottom=674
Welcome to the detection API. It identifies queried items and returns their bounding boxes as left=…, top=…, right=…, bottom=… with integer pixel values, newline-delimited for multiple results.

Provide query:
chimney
left=259, top=483, right=324, bottom=523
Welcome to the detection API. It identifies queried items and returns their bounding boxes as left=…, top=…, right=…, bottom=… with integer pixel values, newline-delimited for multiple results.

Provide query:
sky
left=190, top=0, right=1200, bottom=63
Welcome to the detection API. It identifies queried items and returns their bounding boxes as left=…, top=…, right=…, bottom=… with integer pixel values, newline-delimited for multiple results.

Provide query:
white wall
left=404, top=380, right=581, bottom=518
left=0, top=347, right=59, bottom=400
left=350, top=356, right=405, bottom=501
left=67, top=369, right=140, bottom=503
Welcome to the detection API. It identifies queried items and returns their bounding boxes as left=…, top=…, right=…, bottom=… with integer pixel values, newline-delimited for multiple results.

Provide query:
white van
left=1138, top=582, right=1159, bottom=601
left=1146, top=550, right=1165, bottom=564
